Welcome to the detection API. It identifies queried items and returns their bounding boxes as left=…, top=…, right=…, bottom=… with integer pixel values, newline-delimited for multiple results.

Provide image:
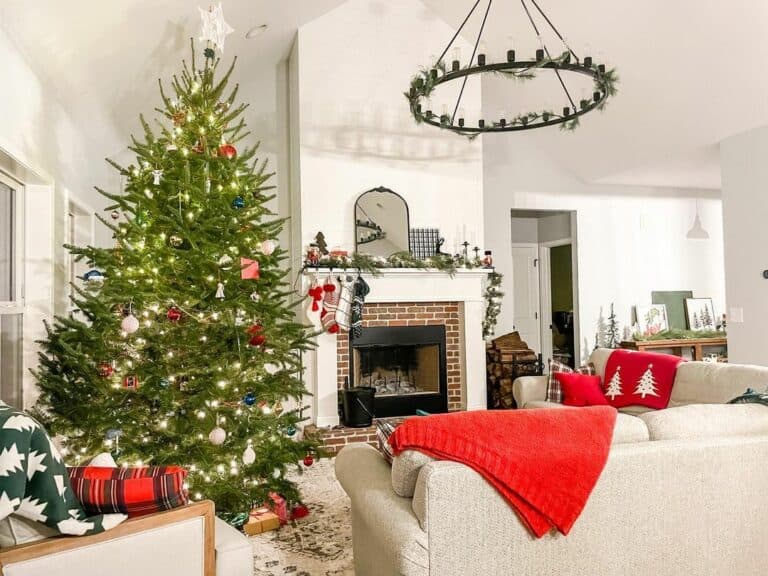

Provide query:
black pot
left=342, top=387, right=376, bottom=428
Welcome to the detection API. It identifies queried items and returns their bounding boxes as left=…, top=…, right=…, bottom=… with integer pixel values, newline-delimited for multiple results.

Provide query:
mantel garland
left=302, top=251, right=503, bottom=336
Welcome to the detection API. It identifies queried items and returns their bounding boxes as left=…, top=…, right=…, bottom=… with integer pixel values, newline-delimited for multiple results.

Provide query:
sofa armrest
left=512, top=375, right=548, bottom=407
left=0, top=501, right=215, bottom=576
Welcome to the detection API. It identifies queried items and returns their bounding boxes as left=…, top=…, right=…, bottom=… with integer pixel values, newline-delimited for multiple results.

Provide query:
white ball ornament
left=121, top=314, right=140, bottom=334
left=259, top=239, right=277, bottom=256
left=242, top=445, right=256, bottom=465
left=218, top=255, right=233, bottom=270
left=208, top=427, right=226, bottom=445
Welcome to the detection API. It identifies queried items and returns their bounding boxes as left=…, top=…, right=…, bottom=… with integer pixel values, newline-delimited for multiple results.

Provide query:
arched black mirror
left=354, top=187, right=410, bottom=257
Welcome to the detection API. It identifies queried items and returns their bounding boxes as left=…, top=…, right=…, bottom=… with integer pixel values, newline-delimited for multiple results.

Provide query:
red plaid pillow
left=546, top=360, right=596, bottom=403
left=67, top=466, right=188, bottom=518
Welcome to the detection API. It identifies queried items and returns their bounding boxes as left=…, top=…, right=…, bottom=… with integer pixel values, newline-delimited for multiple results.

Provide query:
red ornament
left=249, top=334, right=266, bottom=347
left=247, top=323, right=263, bottom=335
left=218, top=143, right=237, bottom=159
left=166, top=306, right=182, bottom=322
left=123, top=375, right=140, bottom=390
left=290, top=504, right=310, bottom=521
left=303, top=453, right=314, bottom=467
left=98, top=363, right=114, bottom=378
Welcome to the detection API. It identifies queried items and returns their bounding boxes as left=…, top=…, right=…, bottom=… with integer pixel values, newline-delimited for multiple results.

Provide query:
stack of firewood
left=486, top=332, right=542, bottom=409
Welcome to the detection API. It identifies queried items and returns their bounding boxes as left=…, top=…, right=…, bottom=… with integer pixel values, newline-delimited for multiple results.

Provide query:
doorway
left=509, top=210, right=578, bottom=369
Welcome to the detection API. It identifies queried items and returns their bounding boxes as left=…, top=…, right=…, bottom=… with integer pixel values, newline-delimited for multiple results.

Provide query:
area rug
left=250, top=458, right=354, bottom=575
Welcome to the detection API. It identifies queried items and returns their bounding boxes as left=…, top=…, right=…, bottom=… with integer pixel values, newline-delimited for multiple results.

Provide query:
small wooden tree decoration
left=315, top=231, right=328, bottom=255
left=606, top=303, right=621, bottom=348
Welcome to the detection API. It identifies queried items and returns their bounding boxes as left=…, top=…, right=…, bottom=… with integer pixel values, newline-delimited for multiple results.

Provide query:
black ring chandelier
left=405, top=0, right=618, bottom=136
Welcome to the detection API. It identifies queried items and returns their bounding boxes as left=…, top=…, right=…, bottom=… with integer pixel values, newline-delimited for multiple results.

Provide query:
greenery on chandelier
left=32, top=42, right=319, bottom=519
left=405, top=51, right=619, bottom=135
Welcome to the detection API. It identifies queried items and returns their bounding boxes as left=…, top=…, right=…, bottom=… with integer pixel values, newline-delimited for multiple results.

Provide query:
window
left=66, top=198, right=94, bottom=315
left=0, top=175, right=24, bottom=408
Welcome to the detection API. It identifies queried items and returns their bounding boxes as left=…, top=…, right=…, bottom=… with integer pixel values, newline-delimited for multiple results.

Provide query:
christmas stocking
left=304, top=276, right=324, bottom=330
left=350, top=276, right=370, bottom=338
left=321, top=276, right=340, bottom=333
left=335, top=276, right=354, bottom=331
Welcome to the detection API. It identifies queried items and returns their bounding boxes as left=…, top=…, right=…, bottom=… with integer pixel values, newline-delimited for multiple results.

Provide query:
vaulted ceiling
left=3, top=0, right=767, bottom=190
left=0, top=0, right=347, bottom=159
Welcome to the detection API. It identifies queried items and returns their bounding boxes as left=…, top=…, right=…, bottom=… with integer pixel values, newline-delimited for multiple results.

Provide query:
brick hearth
left=336, top=301, right=462, bottom=411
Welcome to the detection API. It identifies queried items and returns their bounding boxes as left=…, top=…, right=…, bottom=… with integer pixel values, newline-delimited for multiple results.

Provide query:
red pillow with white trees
left=602, top=350, right=685, bottom=410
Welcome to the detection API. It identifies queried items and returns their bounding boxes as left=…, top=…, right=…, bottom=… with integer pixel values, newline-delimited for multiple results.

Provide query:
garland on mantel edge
left=302, top=251, right=504, bottom=339
left=303, top=251, right=490, bottom=277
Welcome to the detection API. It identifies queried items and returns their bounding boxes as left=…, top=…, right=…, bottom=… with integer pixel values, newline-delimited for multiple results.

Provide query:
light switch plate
left=729, top=307, right=744, bottom=323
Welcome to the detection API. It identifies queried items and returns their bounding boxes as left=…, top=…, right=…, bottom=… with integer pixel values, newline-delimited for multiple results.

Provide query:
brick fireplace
left=302, top=269, right=489, bottom=454
left=337, top=302, right=462, bottom=412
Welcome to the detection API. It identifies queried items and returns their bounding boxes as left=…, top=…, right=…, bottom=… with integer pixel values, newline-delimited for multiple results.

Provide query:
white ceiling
left=3, top=0, right=767, bottom=189
left=0, top=0, right=347, bottom=158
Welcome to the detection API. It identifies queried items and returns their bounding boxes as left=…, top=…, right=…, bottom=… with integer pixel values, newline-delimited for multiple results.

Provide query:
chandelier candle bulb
left=452, top=46, right=461, bottom=71
left=478, top=119, right=485, bottom=128
left=477, top=41, right=487, bottom=66
left=507, top=48, right=516, bottom=62
left=584, top=56, right=593, bottom=67
left=458, top=108, right=466, bottom=128
left=598, top=63, right=606, bottom=74
left=563, top=106, right=570, bottom=117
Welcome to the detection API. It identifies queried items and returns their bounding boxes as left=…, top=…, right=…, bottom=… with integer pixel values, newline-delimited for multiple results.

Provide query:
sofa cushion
left=0, top=515, right=58, bottom=548
left=588, top=348, right=615, bottom=381
left=670, top=362, right=768, bottom=407
left=546, top=360, right=596, bottom=403
left=639, top=403, right=768, bottom=441
left=558, top=373, right=609, bottom=407
left=613, top=413, right=651, bottom=444
left=215, top=517, right=253, bottom=576
left=375, top=417, right=405, bottom=463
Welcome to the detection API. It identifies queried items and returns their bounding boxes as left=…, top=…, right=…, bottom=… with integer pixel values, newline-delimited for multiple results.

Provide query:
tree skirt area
left=250, top=458, right=354, bottom=575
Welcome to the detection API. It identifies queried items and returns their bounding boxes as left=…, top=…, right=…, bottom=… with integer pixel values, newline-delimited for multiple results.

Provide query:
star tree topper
left=199, top=3, right=234, bottom=53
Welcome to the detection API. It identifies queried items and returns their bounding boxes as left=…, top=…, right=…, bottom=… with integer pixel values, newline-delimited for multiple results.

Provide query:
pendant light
left=686, top=200, right=709, bottom=240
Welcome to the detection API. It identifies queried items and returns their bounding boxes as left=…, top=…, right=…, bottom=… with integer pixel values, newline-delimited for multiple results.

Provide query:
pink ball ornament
left=121, top=314, right=140, bottom=334
left=259, top=240, right=277, bottom=256
left=208, top=427, right=226, bottom=445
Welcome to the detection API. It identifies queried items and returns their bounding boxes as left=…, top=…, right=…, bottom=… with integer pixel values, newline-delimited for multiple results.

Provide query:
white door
left=510, top=244, right=541, bottom=353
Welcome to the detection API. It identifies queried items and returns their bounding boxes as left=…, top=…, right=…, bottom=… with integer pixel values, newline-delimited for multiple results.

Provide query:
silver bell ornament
left=242, top=445, right=256, bottom=465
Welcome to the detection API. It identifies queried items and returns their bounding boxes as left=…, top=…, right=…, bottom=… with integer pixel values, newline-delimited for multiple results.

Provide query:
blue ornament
left=105, top=428, right=123, bottom=441
left=232, top=196, right=245, bottom=209
left=83, top=269, right=105, bottom=282
left=285, top=425, right=297, bottom=437
left=243, top=392, right=257, bottom=406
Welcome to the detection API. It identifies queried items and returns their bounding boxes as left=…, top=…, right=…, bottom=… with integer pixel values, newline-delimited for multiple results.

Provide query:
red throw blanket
left=388, top=407, right=617, bottom=538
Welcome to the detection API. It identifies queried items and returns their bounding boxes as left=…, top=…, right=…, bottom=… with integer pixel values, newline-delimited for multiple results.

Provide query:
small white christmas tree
left=634, top=364, right=660, bottom=398
left=605, top=366, right=623, bottom=400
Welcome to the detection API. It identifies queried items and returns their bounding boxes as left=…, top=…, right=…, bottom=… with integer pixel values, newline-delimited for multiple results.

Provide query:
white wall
left=0, top=27, right=113, bottom=406
left=484, top=136, right=725, bottom=362
left=295, top=0, right=484, bottom=255
left=720, top=126, right=768, bottom=365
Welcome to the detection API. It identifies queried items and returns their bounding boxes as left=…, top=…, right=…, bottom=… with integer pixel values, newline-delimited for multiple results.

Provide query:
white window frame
left=0, top=171, right=24, bottom=314
left=65, top=194, right=95, bottom=314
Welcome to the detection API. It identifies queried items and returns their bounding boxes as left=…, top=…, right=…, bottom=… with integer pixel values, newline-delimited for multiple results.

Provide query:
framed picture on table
left=685, top=298, right=716, bottom=331
left=635, top=304, right=669, bottom=337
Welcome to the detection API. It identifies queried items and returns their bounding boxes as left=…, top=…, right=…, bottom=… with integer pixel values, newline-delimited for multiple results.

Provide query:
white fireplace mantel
left=303, top=269, right=491, bottom=427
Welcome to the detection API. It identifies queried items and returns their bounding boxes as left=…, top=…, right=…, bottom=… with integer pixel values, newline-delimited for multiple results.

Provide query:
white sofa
left=336, top=349, right=768, bottom=576
left=0, top=501, right=253, bottom=576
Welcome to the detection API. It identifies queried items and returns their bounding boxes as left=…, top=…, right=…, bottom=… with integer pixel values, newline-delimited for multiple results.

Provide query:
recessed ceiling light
left=245, top=24, right=268, bottom=39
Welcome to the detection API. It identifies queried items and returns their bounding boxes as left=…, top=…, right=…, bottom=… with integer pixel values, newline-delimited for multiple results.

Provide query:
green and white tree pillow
left=0, top=401, right=125, bottom=537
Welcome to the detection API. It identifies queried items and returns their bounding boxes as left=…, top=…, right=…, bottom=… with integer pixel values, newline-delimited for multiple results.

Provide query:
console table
left=620, top=337, right=727, bottom=361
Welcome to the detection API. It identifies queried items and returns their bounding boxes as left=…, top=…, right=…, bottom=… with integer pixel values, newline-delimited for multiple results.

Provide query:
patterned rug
left=250, top=458, right=354, bottom=575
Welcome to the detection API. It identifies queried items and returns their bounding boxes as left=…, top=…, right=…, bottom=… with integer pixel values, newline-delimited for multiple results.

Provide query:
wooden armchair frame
left=0, top=500, right=216, bottom=576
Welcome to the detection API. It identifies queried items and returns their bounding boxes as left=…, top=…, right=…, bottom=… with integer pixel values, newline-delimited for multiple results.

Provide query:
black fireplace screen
left=350, top=325, right=447, bottom=417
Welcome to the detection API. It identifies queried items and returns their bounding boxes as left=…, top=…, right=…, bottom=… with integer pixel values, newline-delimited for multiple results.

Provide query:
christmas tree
left=605, top=303, right=621, bottom=348
left=634, top=364, right=660, bottom=398
left=32, top=41, right=318, bottom=519
left=605, top=366, right=623, bottom=400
